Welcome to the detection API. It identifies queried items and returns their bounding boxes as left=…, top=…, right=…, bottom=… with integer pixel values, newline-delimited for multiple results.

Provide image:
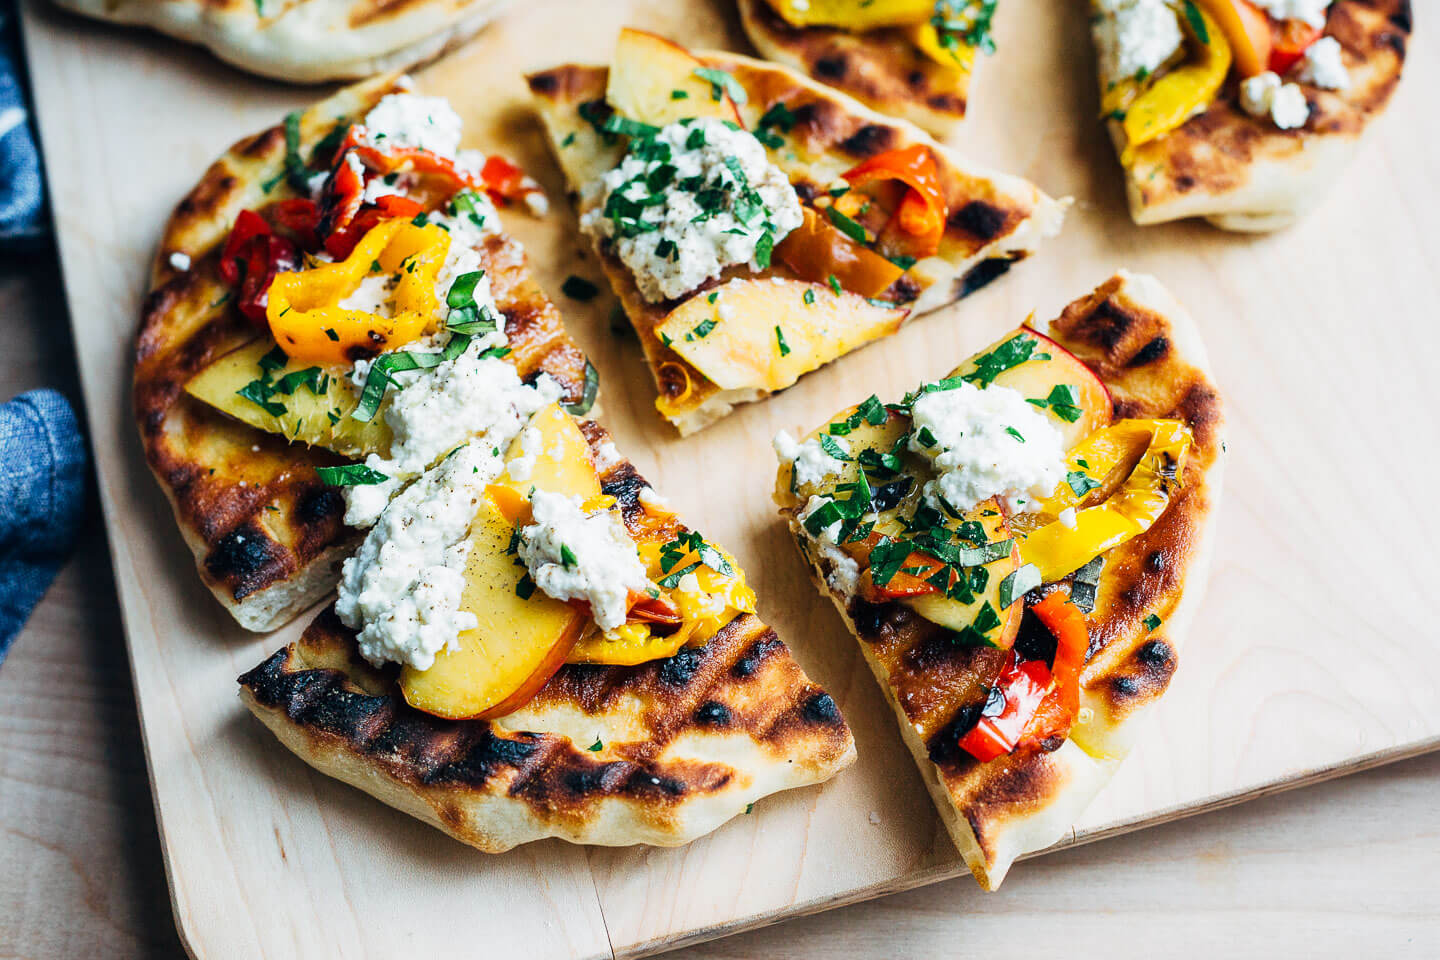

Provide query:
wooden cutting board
left=17, top=0, right=1438, bottom=956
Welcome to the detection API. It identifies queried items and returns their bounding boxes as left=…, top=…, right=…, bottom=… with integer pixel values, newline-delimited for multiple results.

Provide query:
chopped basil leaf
left=1070, top=555, right=1104, bottom=613
left=1182, top=0, right=1209, bottom=43
left=755, top=229, right=774, bottom=269
left=827, top=274, right=843, bottom=296
left=315, top=464, right=390, bottom=486
left=588, top=739, right=603, bottom=751
left=601, top=114, right=660, bottom=139
left=560, top=131, right=576, bottom=148
left=1005, top=426, right=1025, bottom=442
left=671, top=89, right=689, bottom=100
left=776, top=326, right=791, bottom=356
left=693, top=67, right=748, bottom=105
left=515, top=574, right=536, bottom=599
left=561, top=359, right=601, bottom=417
left=999, top=564, right=1042, bottom=608
left=1143, top=613, right=1162, bottom=632
left=888, top=253, right=918, bottom=270
left=825, top=205, right=869, bottom=245
left=817, top=433, right=852, bottom=461
left=560, top=544, right=578, bottom=568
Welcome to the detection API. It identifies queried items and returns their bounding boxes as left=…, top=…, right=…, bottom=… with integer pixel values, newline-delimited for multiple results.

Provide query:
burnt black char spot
left=732, top=637, right=782, bottom=678
left=927, top=701, right=984, bottom=767
left=840, top=124, right=897, bottom=158
left=296, top=486, right=343, bottom=526
left=1012, top=608, right=1057, bottom=667
left=1136, top=639, right=1172, bottom=667
left=949, top=201, right=1007, bottom=241
left=801, top=692, right=841, bottom=724
left=1129, top=335, right=1170, bottom=367
left=658, top=646, right=705, bottom=686
left=528, top=72, right=558, bottom=95
left=206, top=523, right=282, bottom=594
left=694, top=701, right=732, bottom=726
left=814, top=56, right=848, bottom=81
left=956, top=257, right=1012, bottom=300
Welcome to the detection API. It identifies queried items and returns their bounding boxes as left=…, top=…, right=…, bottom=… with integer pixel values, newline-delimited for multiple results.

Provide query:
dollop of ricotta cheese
left=773, top=430, right=849, bottom=489
left=581, top=117, right=803, bottom=303
left=335, top=442, right=501, bottom=671
left=1250, top=0, right=1332, bottom=28
left=361, top=93, right=465, bottom=157
left=906, top=380, right=1067, bottom=514
left=1093, top=0, right=1185, bottom=84
left=517, top=491, right=651, bottom=631
left=1240, top=72, right=1310, bottom=129
left=1297, top=36, right=1350, bottom=90
left=342, top=336, right=564, bottom=528
left=796, top=495, right=863, bottom=597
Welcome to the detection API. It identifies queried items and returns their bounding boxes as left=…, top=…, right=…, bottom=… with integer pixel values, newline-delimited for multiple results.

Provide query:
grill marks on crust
left=1126, top=0, right=1410, bottom=210
left=238, top=427, right=853, bottom=839
left=737, top=0, right=968, bottom=125
left=134, top=80, right=589, bottom=612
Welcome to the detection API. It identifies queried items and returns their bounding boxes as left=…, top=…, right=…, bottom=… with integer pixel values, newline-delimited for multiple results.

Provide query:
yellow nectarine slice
left=606, top=28, right=742, bottom=127
left=655, top=277, right=907, bottom=393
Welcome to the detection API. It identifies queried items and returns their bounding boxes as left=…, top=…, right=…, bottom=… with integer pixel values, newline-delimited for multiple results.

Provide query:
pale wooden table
left=0, top=250, right=1437, bottom=956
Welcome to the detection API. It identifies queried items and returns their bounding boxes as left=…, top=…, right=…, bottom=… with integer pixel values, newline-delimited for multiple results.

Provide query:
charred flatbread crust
left=50, top=0, right=510, bottom=83
left=239, top=420, right=857, bottom=851
left=779, top=271, right=1225, bottom=888
left=1103, top=0, right=1411, bottom=231
left=528, top=49, right=1066, bottom=434
left=134, top=76, right=591, bottom=632
left=737, top=0, right=971, bottom=139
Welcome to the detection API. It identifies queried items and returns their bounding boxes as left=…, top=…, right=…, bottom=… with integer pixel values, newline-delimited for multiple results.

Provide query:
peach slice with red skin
left=606, top=28, right=743, bottom=128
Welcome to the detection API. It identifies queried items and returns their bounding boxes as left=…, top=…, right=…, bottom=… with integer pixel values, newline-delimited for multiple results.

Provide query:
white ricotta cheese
left=1093, top=0, right=1185, bottom=84
left=430, top=189, right=501, bottom=250
left=1250, top=0, right=1332, bottom=28
left=774, top=430, right=848, bottom=489
left=581, top=118, right=803, bottom=303
left=517, top=490, right=651, bottom=631
left=637, top=486, right=670, bottom=512
left=796, top=496, right=862, bottom=598
left=906, top=380, right=1067, bottom=514
left=362, top=93, right=464, bottom=157
left=1240, top=72, right=1310, bottom=129
left=168, top=252, right=191, bottom=271
left=1297, top=36, right=1350, bottom=90
left=335, top=442, right=502, bottom=671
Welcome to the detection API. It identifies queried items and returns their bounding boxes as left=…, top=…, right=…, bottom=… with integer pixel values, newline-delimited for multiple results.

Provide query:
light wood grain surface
left=7, top=0, right=1440, bottom=955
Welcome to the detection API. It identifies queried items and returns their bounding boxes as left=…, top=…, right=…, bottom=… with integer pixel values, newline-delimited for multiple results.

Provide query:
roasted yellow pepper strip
left=1120, top=6, right=1231, bottom=165
left=906, top=21, right=976, bottom=71
left=568, top=539, right=757, bottom=665
left=266, top=218, right=451, bottom=365
left=768, top=0, right=934, bottom=30
left=1020, top=419, right=1193, bottom=584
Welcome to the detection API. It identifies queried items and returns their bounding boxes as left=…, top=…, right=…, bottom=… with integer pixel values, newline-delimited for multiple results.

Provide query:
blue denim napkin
left=0, top=390, right=86, bottom=661
left=0, top=0, right=45, bottom=246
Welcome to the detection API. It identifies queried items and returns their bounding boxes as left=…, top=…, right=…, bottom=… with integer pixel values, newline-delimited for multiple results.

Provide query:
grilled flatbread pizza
left=528, top=28, right=1066, bottom=435
left=135, top=75, right=592, bottom=631
left=773, top=271, right=1224, bottom=888
left=736, top=0, right=996, bottom=138
left=1088, top=0, right=1410, bottom=231
left=240, top=413, right=856, bottom=850
left=50, top=0, right=510, bottom=83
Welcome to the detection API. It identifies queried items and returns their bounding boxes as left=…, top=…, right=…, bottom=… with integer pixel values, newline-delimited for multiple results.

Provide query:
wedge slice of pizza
left=1088, top=0, right=1410, bottom=231
left=528, top=28, right=1067, bottom=435
left=135, top=76, right=594, bottom=631
left=736, top=0, right=997, bottom=139
left=240, top=411, right=856, bottom=851
left=773, top=271, right=1224, bottom=887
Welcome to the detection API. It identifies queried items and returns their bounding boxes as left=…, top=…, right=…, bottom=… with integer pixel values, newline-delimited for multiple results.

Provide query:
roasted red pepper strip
left=271, top=197, right=321, bottom=251
left=1268, top=18, right=1323, bottom=74
left=957, top=657, right=1054, bottom=763
left=1021, top=591, right=1091, bottom=744
left=322, top=193, right=425, bottom=260
left=842, top=144, right=948, bottom=259
left=218, top=209, right=298, bottom=325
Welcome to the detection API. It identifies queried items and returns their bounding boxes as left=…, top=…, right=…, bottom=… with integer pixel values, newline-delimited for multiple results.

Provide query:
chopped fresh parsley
left=560, top=131, right=576, bottom=148
left=1066, top=469, right=1101, bottom=498
left=776, top=325, right=791, bottom=356
left=515, top=574, right=536, bottom=599
left=1027, top=383, right=1084, bottom=423
left=827, top=274, right=843, bottom=296
left=932, top=0, right=999, bottom=57
left=671, top=89, right=690, bottom=100
left=803, top=288, right=816, bottom=306
left=588, top=739, right=604, bottom=752
left=962, top=334, right=1041, bottom=387
left=688, top=318, right=718, bottom=340
left=1005, top=426, right=1025, bottom=442
left=560, top=544, right=578, bottom=568
left=754, top=101, right=797, bottom=148
left=1182, top=0, right=1209, bottom=43
left=601, top=113, right=659, bottom=139
left=1143, top=613, right=1163, bottom=632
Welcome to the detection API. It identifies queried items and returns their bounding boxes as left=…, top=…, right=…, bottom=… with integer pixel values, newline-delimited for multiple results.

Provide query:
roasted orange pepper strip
left=842, top=144, right=949, bottom=258
left=774, top=206, right=904, bottom=298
